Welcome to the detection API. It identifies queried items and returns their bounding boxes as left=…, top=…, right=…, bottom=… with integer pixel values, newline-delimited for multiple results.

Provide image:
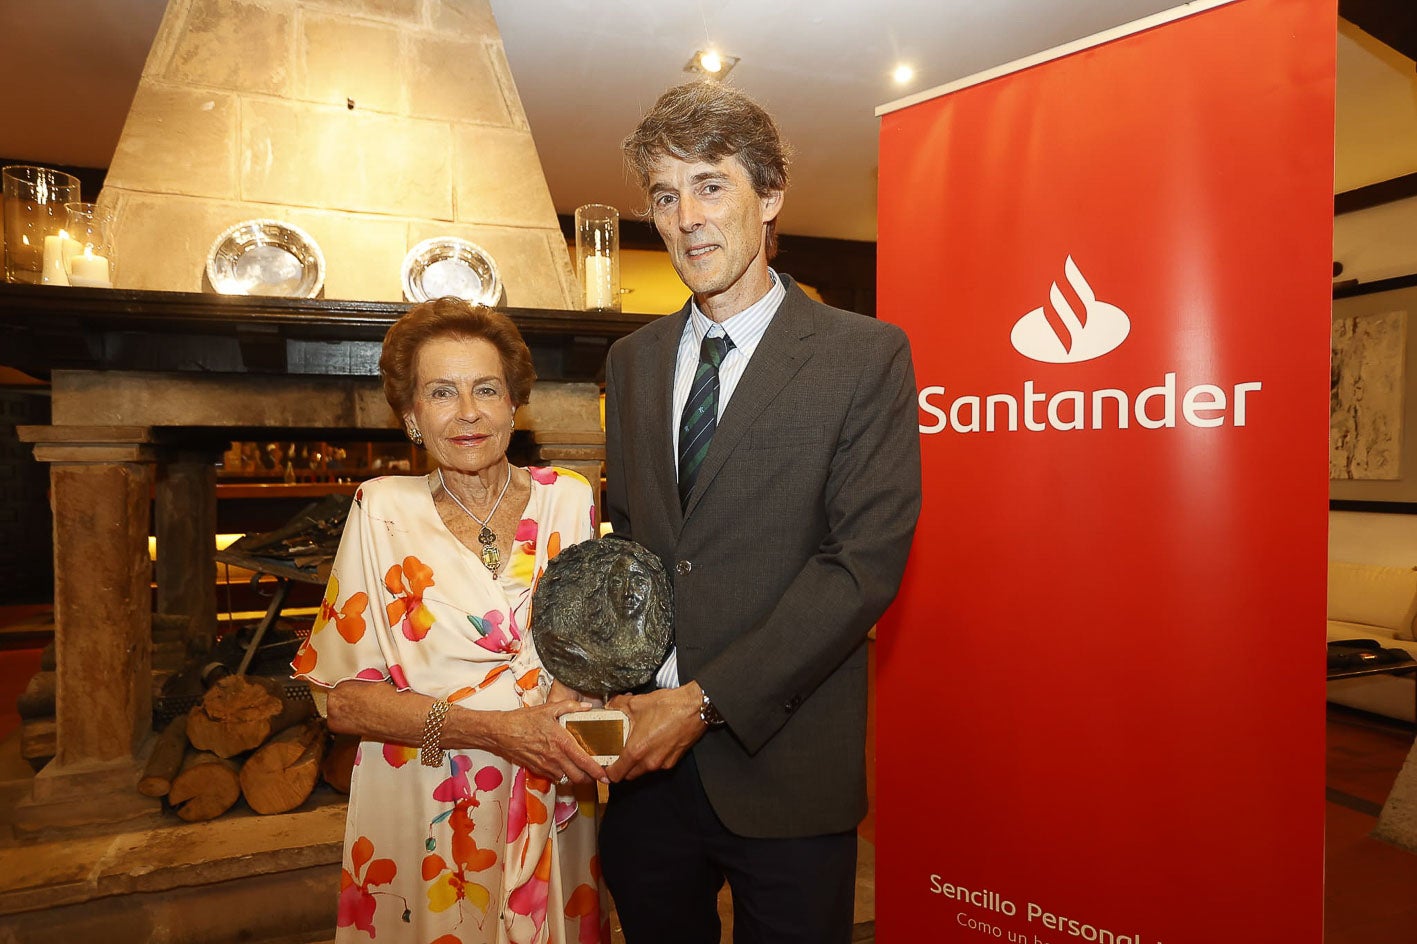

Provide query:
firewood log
left=268, top=687, right=317, bottom=733
left=187, top=675, right=313, bottom=758
left=16, top=671, right=55, bottom=720
left=321, top=733, right=359, bottom=794
left=138, top=715, right=189, bottom=798
left=239, top=719, right=327, bottom=814
left=168, top=750, right=241, bottom=821
left=20, top=717, right=55, bottom=764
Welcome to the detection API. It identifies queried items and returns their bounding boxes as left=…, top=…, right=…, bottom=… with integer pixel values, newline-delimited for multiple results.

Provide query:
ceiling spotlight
left=892, top=64, right=915, bottom=85
left=685, top=49, right=739, bottom=79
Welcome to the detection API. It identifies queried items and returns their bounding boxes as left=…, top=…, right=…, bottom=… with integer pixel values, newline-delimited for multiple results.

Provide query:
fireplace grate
left=152, top=679, right=314, bottom=726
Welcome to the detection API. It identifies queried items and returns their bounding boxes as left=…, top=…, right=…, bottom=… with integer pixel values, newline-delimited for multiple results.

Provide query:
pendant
left=477, top=526, right=499, bottom=574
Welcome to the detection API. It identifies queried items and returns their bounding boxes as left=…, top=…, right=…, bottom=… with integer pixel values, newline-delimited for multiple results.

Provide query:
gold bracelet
left=420, top=699, right=451, bottom=767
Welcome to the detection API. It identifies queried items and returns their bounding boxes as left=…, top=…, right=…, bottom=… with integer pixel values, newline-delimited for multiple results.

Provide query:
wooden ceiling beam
left=1340, top=0, right=1417, bottom=62
left=1335, top=171, right=1417, bottom=214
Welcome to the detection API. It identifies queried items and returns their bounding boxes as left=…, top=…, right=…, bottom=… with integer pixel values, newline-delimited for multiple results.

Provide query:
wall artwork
left=1331, top=309, right=1406, bottom=480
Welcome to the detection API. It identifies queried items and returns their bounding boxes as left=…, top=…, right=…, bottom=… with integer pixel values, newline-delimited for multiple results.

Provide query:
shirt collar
left=688, top=268, right=784, bottom=344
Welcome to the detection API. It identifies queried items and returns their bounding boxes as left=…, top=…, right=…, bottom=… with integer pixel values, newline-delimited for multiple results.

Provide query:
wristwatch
left=698, top=688, right=726, bottom=728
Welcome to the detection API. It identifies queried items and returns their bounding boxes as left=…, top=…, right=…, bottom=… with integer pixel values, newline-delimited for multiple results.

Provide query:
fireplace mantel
left=0, top=283, right=656, bottom=381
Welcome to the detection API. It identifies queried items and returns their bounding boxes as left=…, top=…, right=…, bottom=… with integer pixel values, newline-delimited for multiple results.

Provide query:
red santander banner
left=875, top=1, right=1335, bottom=942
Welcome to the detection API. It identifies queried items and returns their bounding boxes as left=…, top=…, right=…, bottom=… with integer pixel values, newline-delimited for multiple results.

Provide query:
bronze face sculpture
left=530, top=536, right=673, bottom=697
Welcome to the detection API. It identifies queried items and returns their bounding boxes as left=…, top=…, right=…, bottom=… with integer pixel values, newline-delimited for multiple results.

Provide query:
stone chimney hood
left=100, top=0, right=576, bottom=307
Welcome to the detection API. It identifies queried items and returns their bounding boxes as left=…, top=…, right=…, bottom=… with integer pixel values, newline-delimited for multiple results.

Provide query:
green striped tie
left=678, top=332, right=733, bottom=509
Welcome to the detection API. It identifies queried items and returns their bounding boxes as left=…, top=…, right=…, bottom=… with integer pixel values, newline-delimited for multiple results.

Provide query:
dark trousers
left=599, top=753, right=858, bottom=944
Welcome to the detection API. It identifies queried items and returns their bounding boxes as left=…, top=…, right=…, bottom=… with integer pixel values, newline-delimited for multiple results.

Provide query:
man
left=601, top=81, right=922, bottom=943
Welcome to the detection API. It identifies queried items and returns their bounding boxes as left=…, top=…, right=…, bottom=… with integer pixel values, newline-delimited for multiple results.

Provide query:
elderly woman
left=292, top=297, right=608, bottom=944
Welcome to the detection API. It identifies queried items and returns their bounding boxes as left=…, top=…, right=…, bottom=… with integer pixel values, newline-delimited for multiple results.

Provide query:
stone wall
left=100, top=0, right=576, bottom=306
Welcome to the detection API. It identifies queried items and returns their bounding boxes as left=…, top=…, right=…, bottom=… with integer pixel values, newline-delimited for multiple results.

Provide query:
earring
left=407, top=423, right=423, bottom=446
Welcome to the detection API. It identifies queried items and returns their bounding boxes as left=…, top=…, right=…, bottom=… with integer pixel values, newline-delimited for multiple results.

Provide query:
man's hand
left=605, top=681, right=707, bottom=782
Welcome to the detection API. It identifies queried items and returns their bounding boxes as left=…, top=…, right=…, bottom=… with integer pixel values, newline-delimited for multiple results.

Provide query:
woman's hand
left=487, top=700, right=608, bottom=785
left=325, top=677, right=608, bottom=785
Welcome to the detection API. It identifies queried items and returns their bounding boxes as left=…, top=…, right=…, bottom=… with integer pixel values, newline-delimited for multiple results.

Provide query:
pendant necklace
left=438, top=465, right=512, bottom=575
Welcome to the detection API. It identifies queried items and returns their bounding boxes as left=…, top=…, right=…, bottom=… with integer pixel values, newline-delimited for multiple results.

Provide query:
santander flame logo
left=917, top=254, right=1266, bottom=436
left=1009, top=257, right=1130, bottom=363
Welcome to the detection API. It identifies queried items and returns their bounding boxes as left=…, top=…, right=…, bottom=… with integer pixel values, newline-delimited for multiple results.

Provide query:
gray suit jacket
left=604, top=275, right=922, bottom=838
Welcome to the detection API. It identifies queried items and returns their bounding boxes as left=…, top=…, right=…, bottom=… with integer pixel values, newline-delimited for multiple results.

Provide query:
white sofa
left=1327, top=560, right=1417, bottom=723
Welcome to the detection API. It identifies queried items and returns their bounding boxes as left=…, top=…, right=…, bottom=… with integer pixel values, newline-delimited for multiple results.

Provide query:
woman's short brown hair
left=622, top=81, right=791, bottom=258
left=379, top=297, right=536, bottom=417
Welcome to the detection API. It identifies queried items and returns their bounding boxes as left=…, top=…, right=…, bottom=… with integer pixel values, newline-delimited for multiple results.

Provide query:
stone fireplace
left=100, top=0, right=576, bottom=307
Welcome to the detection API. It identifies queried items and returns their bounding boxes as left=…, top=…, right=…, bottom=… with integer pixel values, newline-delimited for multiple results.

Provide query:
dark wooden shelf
left=0, top=283, right=659, bottom=380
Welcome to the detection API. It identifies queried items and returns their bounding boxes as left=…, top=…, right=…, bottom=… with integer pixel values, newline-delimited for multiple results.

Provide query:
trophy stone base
left=560, top=708, right=628, bottom=765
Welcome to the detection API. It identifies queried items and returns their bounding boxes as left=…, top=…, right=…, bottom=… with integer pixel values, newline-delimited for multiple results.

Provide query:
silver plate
left=401, top=237, right=501, bottom=305
left=206, top=219, right=326, bottom=298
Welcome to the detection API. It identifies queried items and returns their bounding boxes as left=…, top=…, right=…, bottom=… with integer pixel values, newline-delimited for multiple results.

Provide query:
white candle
left=62, top=237, right=81, bottom=270
left=584, top=254, right=613, bottom=308
left=41, top=232, right=71, bottom=286
left=68, top=248, right=111, bottom=288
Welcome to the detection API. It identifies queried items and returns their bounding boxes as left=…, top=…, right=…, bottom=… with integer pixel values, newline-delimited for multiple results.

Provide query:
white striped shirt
left=670, top=269, right=786, bottom=458
left=657, top=269, right=786, bottom=690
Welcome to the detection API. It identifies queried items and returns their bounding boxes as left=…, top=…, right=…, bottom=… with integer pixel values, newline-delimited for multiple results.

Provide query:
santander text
left=918, top=373, right=1261, bottom=434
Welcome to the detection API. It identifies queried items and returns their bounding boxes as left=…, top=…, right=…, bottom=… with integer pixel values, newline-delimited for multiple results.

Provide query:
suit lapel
left=646, top=305, right=689, bottom=535
left=682, top=279, right=817, bottom=520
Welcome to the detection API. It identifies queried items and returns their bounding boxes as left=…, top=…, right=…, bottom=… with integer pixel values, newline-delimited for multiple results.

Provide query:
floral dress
left=292, top=468, right=608, bottom=944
